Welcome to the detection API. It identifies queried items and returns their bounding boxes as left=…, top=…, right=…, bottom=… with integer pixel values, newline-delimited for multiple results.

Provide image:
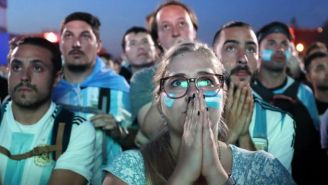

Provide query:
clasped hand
left=169, top=92, right=228, bottom=184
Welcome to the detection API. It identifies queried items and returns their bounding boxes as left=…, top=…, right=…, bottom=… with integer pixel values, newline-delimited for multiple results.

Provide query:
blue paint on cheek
left=261, top=49, right=274, bottom=62
left=285, top=50, right=292, bottom=60
left=164, top=95, right=175, bottom=108
left=205, top=94, right=222, bottom=109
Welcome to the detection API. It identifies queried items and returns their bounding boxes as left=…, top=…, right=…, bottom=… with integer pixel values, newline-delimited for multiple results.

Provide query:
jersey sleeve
left=54, top=120, right=96, bottom=182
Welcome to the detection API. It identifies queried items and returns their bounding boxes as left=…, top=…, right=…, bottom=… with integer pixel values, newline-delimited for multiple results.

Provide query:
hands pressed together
left=168, top=92, right=229, bottom=185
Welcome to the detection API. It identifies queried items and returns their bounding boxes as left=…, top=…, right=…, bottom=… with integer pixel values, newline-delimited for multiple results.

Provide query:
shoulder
left=130, top=67, right=155, bottom=84
left=231, top=145, right=295, bottom=185
left=104, top=150, right=146, bottom=185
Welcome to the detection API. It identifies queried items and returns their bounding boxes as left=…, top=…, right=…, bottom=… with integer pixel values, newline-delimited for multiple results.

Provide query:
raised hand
left=224, top=81, right=254, bottom=145
left=198, top=92, right=229, bottom=184
left=167, top=93, right=202, bottom=184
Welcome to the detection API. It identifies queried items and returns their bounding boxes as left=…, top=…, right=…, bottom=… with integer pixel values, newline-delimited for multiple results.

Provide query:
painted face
left=259, top=33, right=291, bottom=72
left=124, top=32, right=156, bottom=67
left=156, top=5, right=197, bottom=51
left=214, top=26, right=259, bottom=87
left=160, top=51, right=224, bottom=135
left=60, top=20, right=100, bottom=72
left=8, top=44, right=58, bottom=108
left=307, top=56, right=328, bottom=91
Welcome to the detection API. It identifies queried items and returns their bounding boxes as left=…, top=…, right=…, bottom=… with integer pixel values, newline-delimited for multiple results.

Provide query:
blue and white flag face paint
left=261, top=49, right=292, bottom=62
left=163, top=93, right=176, bottom=108
left=284, top=50, right=292, bottom=60
left=261, top=49, right=274, bottom=62
left=204, top=91, right=222, bottom=110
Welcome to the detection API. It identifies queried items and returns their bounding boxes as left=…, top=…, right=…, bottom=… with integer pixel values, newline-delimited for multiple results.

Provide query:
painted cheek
left=204, top=93, right=222, bottom=109
left=261, top=49, right=274, bottom=62
left=285, top=50, right=292, bottom=60
left=163, top=94, right=175, bottom=108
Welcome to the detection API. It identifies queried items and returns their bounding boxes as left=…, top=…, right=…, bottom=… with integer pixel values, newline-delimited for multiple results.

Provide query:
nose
left=73, top=38, right=81, bottom=48
left=172, top=25, right=181, bottom=37
left=237, top=49, right=248, bottom=65
left=186, top=79, right=199, bottom=97
left=21, top=67, right=31, bottom=82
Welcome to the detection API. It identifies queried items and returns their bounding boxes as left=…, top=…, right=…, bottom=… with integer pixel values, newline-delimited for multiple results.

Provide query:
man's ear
left=96, top=40, right=103, bottom=53
left=52, top=70, right=62, bottom=87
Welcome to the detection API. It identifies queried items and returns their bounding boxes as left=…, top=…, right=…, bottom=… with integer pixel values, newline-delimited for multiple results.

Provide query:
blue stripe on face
left=205, top=94, right=222, bottom=109
left=163, top=94, right=175, bottom=108
left=261, top=49, right=274, bottom=62
left=285, top=50, right=291, bottom=60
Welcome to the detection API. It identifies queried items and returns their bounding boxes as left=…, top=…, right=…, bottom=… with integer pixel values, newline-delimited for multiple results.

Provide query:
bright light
left=296, top=43, right=304, bottom=52
left=43, top=32, right=58, bottom=43
left=317, top=27, right=323, bottom=33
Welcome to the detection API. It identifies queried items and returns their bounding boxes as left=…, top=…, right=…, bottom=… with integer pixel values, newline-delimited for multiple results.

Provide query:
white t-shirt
left=0, top=102, right=96, bottom=185
left=249, top=101, right=295, bottom=172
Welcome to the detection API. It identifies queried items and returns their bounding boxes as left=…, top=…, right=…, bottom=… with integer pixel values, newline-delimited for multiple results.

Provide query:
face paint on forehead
left=163, top=93, right=175, bottom=108
left=204, top=92, right=222, bottom=109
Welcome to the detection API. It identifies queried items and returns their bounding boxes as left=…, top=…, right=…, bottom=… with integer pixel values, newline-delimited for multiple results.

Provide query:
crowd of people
left=0, top=1, right=327, bottom=185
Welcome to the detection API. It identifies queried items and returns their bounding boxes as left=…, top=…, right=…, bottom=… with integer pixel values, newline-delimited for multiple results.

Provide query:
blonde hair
left=141, top=41, right=228, bottom=184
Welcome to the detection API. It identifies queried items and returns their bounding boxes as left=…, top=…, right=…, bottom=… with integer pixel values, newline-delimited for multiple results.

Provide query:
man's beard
left=263, top=62, right=285, bottom=73
left=66, top=64, right=91, bottom=73
left=11, top=83, right=51, bottom=110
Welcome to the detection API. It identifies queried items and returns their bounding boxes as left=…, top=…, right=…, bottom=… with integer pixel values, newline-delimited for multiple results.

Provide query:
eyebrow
left=223, top=40, right=257, bottom=46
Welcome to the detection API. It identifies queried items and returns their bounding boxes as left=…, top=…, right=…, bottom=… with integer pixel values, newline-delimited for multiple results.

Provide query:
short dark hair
left=305, top=41, right=327, bottom=56
left=8, top=37, right=62, bottom=75
left=60, top=12, right=101, bottom=40
left=257, top=21, right=293, bottom=44
left=212, top=21, right=252, bottom=48
left=304, top=51, right=328, bottom=72
left=150, top=1, right=198, bottom=44
left=121, top=26, right=151, bottom=51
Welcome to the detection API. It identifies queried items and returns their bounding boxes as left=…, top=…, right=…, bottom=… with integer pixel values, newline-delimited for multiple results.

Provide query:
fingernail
left=187, top=96, right=192, bottom=103
left=197, top=111, right=200, bottom=116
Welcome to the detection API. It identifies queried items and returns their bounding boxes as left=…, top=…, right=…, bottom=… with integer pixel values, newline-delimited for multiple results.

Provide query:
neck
left=258, top=67, right=287, bottom=88
left=63, top=61, right=96, bottom=84
left=315, top=89, right=328, bottom=103
left=12, top=100, right=51, bottom=125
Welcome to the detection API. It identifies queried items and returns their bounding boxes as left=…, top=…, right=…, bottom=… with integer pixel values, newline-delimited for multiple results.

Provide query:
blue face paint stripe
left=164, top=94, right=175, bottom=108
left=261, top=49, right=274, bottom=62
left=205, top=94, right=222, bottom=109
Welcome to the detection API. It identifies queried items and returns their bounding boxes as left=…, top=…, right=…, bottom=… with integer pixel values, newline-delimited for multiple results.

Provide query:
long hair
left=141, top=41, right=228, bottom=184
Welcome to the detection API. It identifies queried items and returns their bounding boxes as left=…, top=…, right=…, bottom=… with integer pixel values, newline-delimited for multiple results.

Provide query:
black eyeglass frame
left=159, top=73, right=225, bottom=99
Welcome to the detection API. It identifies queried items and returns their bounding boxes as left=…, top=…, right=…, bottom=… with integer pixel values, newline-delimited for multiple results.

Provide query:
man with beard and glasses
left=251, top=21, right=327, bottom=185
left=0, top=37, right=95, bottom=185
left=52, top=12, right=130, bottom=185
left=304, top=52, right=328, bottom=156
left=212, top=21, right=295, bottom=172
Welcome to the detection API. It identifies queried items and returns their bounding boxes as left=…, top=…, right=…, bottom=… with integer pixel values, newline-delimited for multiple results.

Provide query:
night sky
left=7, top=0, right=328, bottom=56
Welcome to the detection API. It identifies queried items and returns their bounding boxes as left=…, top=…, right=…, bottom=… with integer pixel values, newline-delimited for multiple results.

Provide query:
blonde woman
left=103, top=42, right=295, bottom=185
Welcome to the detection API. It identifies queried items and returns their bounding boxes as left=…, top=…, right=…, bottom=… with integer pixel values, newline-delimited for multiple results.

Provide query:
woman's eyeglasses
left=160, top=73, right=224, bottom=99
